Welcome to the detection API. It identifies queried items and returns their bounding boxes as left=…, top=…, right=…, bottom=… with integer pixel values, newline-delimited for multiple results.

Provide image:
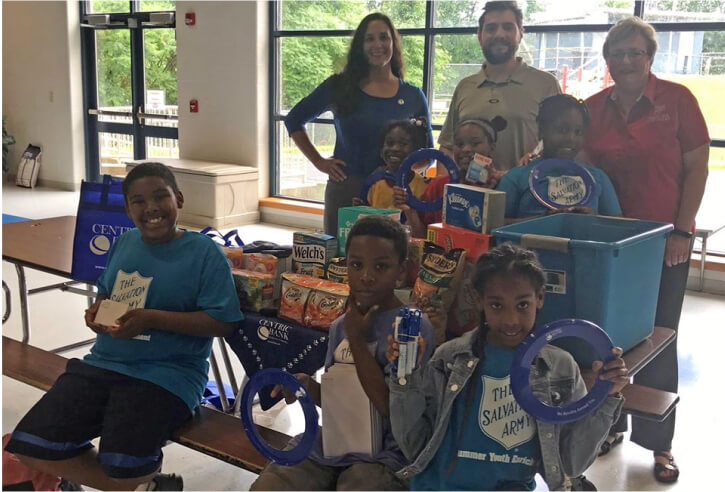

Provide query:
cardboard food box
left=427, top=223, right=492, bottom=263
left=442, top=184, right=505, bottom=234
left=292, top=231, right=337, bottom=279
left=465, top=153, right=492, bottom=185
left=337, top=206, right=402, bottom=255
left=326, top=257, right=348, bottom=284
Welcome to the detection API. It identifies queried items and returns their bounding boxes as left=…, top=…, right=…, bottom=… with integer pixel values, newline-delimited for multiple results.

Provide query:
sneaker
left=59, top=479, right=84, bottom=491
left=149, top=473, right=184, bottom=491
left=570, top=474, right=597, bottom=491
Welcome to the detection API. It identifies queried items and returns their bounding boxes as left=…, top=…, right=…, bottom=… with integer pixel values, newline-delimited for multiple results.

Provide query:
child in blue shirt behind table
left=387, top=243, right=629, bottom=491
left=250, top=215, right=435, bottom=491
left=497, top=94, right=622, bottom=223
left=353, top=119, right=430, bottom=209
left=5, top=162, right=242, bottom=491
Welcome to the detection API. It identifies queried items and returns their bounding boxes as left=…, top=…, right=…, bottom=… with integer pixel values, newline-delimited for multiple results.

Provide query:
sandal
left=598, top=432, right=623, bottom=456
left=653, top=451, right=680, bottom=483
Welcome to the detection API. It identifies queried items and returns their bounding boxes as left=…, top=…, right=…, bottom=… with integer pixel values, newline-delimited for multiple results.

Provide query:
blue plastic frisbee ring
left=396, top=148, right=460, bottom=212
left=528, top=158, right=596, bottom=210
left=510, top=319, right=615, bottom=424
left=240, top=368, right=319, bottom=466
left=359, top=170, right=396, bottom=205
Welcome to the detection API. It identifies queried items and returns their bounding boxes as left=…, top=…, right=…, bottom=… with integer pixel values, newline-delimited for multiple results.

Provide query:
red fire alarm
left=185, top=12, right=195, bottom=26
left=189, top=99, right=198, bottom=113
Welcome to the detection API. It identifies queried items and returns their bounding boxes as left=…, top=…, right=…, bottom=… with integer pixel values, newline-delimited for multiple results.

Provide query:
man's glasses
left=608, top=49, right=648, bottom=61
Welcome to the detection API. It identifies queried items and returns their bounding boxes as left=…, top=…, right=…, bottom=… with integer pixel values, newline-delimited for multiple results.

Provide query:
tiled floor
left=2, top=183, right=725, bottom=491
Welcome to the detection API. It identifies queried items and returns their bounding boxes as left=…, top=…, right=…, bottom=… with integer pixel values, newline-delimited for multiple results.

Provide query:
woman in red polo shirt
left=583, top=17, right=710, bottom=484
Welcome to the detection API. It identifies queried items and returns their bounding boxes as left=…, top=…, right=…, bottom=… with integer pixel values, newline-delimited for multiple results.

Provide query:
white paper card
left=94, top=299, right=130, bottom=327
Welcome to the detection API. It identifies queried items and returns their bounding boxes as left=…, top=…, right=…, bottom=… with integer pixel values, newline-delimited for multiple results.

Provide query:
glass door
left=81, top=1, right=178, bottom=181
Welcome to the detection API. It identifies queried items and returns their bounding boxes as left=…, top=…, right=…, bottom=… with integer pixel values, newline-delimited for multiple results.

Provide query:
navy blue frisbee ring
left=396, top=148, right=460, bottom=212
left=510, top=319, right=615, bottom=424
left=359, top=170, right=396, bottom=205
left=528, top=159, right=596, bottom=210
left=240, top=369, right=319, bottom=466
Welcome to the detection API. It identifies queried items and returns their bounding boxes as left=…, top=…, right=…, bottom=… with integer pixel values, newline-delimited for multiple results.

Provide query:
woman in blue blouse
left=284, top=12, right=433, bottom=235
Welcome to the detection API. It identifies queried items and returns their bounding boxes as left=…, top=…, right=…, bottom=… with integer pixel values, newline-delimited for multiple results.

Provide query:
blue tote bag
left=71, top=175, right=135, bottom=283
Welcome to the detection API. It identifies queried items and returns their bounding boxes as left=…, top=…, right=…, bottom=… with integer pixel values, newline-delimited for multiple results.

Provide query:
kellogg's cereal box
left=337, top=206, right=402, bottom=256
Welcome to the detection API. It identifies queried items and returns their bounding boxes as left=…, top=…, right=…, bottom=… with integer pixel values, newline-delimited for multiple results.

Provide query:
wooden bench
left=581, top=326, right=679, bottom=422
left=5, top=326, right=680, bottom=448
left=2, top=336, right=290, bottom=474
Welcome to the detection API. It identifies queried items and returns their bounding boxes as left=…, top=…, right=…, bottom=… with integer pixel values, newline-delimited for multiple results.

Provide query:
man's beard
left=482, top=38, right=516, bottom=65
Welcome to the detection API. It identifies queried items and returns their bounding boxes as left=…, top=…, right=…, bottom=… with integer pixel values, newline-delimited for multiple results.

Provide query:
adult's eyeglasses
left=607, top=49, right=648, bottom=61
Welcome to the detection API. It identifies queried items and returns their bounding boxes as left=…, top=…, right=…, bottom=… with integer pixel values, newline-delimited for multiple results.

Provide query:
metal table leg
left=209, top=350, right=231, bottom=413
left=218, top=338, right=239, bottom=395
left=14, top=264, right=30, bottom=343
left=2, top=281, right=11, bottom=324
left=699, top=234, right=708, bottom=291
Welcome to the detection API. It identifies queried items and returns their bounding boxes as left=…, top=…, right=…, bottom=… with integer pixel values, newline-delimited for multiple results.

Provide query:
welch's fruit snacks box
left=442, top=183, right=505, bottom=234
left=337, top=206, right=402, bottom=255
left=292, top=231, right=337, bottom=279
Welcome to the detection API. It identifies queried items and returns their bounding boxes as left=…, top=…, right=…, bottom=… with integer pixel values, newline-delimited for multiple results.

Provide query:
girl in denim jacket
left=387, top=244, right=629, bottom=490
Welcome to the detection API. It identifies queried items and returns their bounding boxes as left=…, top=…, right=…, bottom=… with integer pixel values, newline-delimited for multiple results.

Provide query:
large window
left=270, top=0, right=725, bottom=250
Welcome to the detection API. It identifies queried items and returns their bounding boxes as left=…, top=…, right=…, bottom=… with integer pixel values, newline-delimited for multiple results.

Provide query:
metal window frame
left=269, top=0, right=725, bottom=199
left=80, top=0, right=178, bottom=182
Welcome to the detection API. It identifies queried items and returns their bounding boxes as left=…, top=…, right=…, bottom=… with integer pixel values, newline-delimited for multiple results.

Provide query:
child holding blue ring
left=386, top=244, right=629, bottom=491
left=497, top=94, right=622, bottom=223
left=394, top=116, right=507, bottom=238
left=355, top=119, right=429, bottom=209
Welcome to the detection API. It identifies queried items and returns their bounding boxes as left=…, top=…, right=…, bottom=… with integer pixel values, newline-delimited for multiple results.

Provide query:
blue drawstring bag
left=71, top=175, right=136, bottom=283
left=202, top=380, right=235, bottom=411
left=199, top=227, right=244, bottom=248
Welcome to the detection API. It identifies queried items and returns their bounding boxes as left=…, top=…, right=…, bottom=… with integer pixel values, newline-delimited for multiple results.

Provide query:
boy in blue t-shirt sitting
left=5, top=162, right=243, bottom=491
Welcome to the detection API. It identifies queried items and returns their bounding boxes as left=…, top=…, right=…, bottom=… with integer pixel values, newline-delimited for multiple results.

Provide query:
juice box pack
left=292, top=231, right=337, bottom=279
left=442, top=183, right=505, bottom=234
left=231, top=269, right=275, bottom=312
left=465, top=153, right=492, bottom=185
left=337, top=206, right=401, bottom=255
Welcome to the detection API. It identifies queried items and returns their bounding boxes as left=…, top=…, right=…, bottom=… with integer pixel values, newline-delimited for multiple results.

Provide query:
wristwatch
left=671, top=228, right=693, bottom=239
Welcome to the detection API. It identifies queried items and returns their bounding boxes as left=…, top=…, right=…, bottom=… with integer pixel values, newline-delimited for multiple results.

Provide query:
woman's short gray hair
left=603, top=16, right=658, bottom=59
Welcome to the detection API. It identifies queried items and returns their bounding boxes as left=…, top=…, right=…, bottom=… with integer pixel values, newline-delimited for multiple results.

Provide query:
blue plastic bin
left=492, top=214, right=673, bottom=364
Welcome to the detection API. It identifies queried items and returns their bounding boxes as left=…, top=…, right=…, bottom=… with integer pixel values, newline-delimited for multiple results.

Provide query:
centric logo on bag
left=88, top=223, right=134, bottom=256
left=257, top=319, right=290, bottom=345
left=89, top=235, right=111, bottom=255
